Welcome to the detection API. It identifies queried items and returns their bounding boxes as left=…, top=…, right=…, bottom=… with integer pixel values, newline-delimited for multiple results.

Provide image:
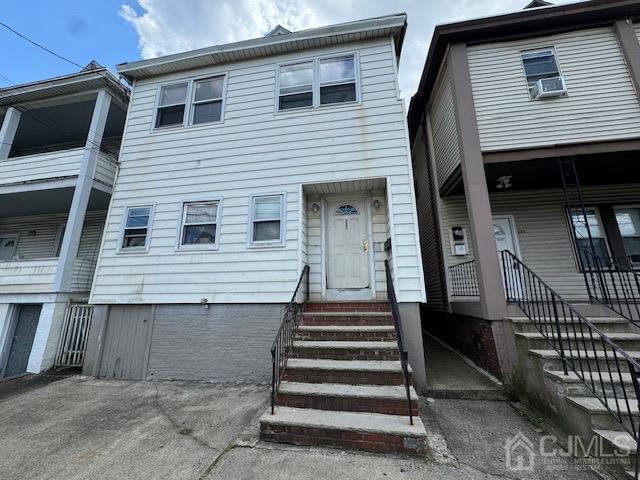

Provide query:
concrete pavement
left=0, top=376, right=611, bottom=480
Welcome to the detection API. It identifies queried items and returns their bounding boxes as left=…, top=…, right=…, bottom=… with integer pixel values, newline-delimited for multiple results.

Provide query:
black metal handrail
left=580, top=250, right=640, bottom=327
left=385, top=260, right=414, bottom=425
left=501, top=250, right=640, bottom=478
left=270, top=265, right=309, bottom=414
left=448, top=260, right=479, bottom=296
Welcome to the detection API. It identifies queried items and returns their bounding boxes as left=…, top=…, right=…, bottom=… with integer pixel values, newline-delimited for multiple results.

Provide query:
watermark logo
left=504, top=431, right=632, bottom=472
left=505, top=432, right=535, bottom=471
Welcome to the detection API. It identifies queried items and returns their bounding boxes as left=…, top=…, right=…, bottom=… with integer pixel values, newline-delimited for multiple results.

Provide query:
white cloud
left=119, top=0, right=575, bottom=101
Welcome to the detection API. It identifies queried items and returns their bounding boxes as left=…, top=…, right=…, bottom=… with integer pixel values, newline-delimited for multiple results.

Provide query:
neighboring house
left=409, top=0, right=640, bottom=376
left=83, top=15, right=427, bottom=386
left=0, top=63, right=129, bottom=378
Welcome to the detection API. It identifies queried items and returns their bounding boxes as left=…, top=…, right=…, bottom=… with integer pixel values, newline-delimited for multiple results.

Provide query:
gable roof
left=117, top=13, right=407, bottom=81
left=266, top=25, right=292, bottom=37
left=407, top=0, right=640, bottom=142
left=524, top=0, right=553, bottom=8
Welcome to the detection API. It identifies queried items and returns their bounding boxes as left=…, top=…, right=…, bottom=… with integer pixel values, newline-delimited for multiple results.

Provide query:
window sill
left=174, top=245, right=220, bottom=252
left=150, top=119, right=225, bottom=135
left=116, top=247, right=150, bottom=254
left=274, top=100, right=361, bottom=116
left=247, top=242, right=286, bottom=249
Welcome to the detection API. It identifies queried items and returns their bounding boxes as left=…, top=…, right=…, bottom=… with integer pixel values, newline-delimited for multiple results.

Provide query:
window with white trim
left=249, top=195, right=284, bottom=246
left=156, top=83, right=188, bottom=128
left=569, top=207, right=609, bottom=269
left=191, top=77, right=224, bottom=125
left=121, top=206, right=153, bottom=249
left=179, top=201, right=220, bottom=247
left=521, top=48, right=561, bottom=91
left=614, top=206, right=640, bottom=266
left=278, top=54, right=358, bottom=110
left=319, top=55, right=356, bottom=105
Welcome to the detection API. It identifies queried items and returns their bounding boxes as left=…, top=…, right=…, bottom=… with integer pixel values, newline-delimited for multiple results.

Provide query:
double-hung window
left=249, top=194, right=285, bottom=246
left=521, top=48, right=563, bottom=96
left=156, top=83, right=188, bottom=128
left=278, top=54, right=358, bottom=110
left=614, top=206, right=640, bottom=266
left=121, top=206, right=153, bottom=250
left=179, top=201, right=220, bottom=248
left=569, top=207, right=609, bottom=269
left=319, top=55, right=356, bottom=105
left=191, top=77, right=224, bottom=124
left=278, top=62, right=313, bottom=110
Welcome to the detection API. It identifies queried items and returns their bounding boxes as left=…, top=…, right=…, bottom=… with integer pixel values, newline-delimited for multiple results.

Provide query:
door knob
left=363, top=240, right=369, bottom=253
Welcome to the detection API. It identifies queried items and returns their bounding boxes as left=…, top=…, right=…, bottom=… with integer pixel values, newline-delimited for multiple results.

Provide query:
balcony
left=0, top=147, right=117, bottom=192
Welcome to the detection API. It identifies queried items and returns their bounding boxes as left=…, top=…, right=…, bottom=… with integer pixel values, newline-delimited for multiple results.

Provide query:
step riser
left=294, top=331, right=396, bottom=341
left=304, top=303, right=390, bottom=313
left=301, top=316, right=393, bottom=326
left=519, top=338, right=640, bottom=351
left=554, top=382, right=636, bottom=400
left=283, top=369, right=409, bottom=386
left=539, top=357, right=637, bottom=373
left=260, top=424, right=426, bottom=454
left=275, top=394, right=419, bottom=416
left=513, top=323, right=634, bottom=335
left=291, top=347, right=399, bottom=361
left=585, top=412, right=638, bottom=433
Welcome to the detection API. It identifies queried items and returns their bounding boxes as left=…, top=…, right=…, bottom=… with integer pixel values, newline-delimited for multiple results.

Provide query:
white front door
left=493, top=216, right=522, bottom=297
left=326, top=198, right=371, bottom=294
left=0, top=235, right=17, bottom=261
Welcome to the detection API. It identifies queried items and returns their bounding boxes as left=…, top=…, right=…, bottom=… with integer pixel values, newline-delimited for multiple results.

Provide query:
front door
left=326, top=198, right=371, bottom=296
left=2, top=304, right=42, bottom=379
left=493, top=216, right=522, bottom=298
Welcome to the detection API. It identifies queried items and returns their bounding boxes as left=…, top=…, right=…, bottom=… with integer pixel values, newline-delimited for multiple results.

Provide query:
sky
left=0, top=0, right=575, bottom=102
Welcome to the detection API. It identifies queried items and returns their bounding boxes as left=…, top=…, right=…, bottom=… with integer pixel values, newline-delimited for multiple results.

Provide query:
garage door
left=98, top=305, right=153, bottom=379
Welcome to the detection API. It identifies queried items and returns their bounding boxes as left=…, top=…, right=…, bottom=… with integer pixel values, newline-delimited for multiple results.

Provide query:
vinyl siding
left=428, top=62, right=461, bottom=189
left=412, top=127, right=445, bottom=308
left=467, top=27, right=640, bottom=152
left=0, top=148, right=84, bottom=186
left=91, top=38, right=425, bottom=304
left=440, top=184, right=640, bottom=301
left=0, top=211, right=106, bottom=293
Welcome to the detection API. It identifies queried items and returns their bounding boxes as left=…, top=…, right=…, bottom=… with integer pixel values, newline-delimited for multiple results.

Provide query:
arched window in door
left=335, top=205, right=359, bottom=216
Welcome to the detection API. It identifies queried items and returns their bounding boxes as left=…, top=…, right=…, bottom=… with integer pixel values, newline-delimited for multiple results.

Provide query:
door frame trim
left=493, top=214, right=523, bottom=259
left=321, top=193, right=376, bottom=300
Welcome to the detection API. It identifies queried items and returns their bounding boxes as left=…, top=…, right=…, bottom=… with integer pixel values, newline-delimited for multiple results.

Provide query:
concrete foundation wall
left=147, top=304, right=285, bottom=382
left=398, top=302, right=427, bottom=393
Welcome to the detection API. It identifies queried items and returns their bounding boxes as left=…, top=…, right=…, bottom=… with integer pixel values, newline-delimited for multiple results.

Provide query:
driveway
left=0, top=376, right=611, bottom=480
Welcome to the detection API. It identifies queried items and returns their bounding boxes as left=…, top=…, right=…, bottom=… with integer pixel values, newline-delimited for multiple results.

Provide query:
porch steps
left=509, top=312, right=639, bottom=477
left=260, top=301, right=426, bottom=454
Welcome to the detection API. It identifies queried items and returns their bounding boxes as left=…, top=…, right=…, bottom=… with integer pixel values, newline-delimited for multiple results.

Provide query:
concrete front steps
left=260, top=301, right=427, bottom=455
left=509, top=313, right=640, bottom=477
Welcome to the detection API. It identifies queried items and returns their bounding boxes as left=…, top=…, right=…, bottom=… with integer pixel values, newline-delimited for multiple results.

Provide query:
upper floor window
left=521, top=48, right=566, bottom=99
left=155, top=75, right=226, bottom=129
left=156, top=83, right=188, bottom=128
left=179, top=200, right=220, bottom=248
left=278, top=54, right=358, bottom=111
left=319, top=56, right=356, bottom=105
left=248, top=194, right=285, bottom=247
left=192, top=77, right=224, bottom=125
left=121, top=206, right=153, bottom=251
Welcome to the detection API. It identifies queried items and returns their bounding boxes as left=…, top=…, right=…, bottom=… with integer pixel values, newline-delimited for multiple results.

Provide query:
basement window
left=156, top=83, right=188, bottom=128
left=121, top=206, right=153, bottom=251
left=249, top=194, right=285, bottom=247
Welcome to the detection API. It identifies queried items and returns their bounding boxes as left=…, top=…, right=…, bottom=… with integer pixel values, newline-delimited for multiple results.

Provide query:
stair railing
left=385, top=260, right=414, bottom=425
left=448, top=259, right=479, bottom=297
left=270, top=265, right=309, bottom=415
left=501, top=249, right=640, bottom=477
left=581, top=250, right=640, bottom=327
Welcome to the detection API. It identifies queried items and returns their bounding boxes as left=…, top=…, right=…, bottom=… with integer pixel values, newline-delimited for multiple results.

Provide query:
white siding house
left=84, top=15, right=426, bottom=382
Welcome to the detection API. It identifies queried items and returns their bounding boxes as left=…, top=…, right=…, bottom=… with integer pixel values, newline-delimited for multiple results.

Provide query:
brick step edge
left=290, top=349, right=400, bottom=361
left=275, top=393, right=419, bottom=416
left=283, top=369, right=410, bottom=385
left=294, top=331, right=397, bottom=341
left=260, top=424, right=425, bottom=454
left=304, top=303, right=391, bottom=312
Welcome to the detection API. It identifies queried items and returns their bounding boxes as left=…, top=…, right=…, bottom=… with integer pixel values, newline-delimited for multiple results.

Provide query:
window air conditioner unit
left=532, top=76, right=566, bottom=99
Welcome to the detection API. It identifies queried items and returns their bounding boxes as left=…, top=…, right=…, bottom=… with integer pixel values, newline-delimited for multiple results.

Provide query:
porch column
left=448, top=44, right=506, bottom=320
left=53, top=90, right=112, bottom=292
left=614, top=20, right=640, bottom=102
left=0, top=107, right=21, bottom=160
